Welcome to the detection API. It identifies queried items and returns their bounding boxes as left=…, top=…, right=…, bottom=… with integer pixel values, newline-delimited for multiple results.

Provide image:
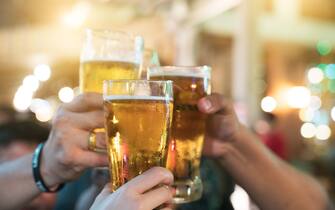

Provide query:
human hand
left=198, top=93, right=241, bottom=158
left=40, top=93, right=108, bottom=187
left=90, top=167, right=174, bottom=210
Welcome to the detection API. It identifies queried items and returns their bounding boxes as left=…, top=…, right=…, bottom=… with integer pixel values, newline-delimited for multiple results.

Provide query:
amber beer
left=103, top=80, right=174, bottom=191
left=80, top=60, right=139, bottom=93
left=149, top=66, right=211, bottom=203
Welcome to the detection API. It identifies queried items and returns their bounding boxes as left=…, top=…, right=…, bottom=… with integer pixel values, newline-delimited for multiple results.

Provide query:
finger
left=67, top=128, right=106, bottom=151
left=142, top=186, right=173, bottom=210
left=128, top=167, right=174, bottom=194
left=206, top=114, right=238, bottom=140
left=203, top=136, right=230, bottom=157
left=94, top=184, right=111, bottom=203
left=63, top=93, right=103, bottom=113
left=75, top=150, right=109, bottom=168
left=58, top=110, right=105, bottom=131
left=197, top=93, right=233, bottom=115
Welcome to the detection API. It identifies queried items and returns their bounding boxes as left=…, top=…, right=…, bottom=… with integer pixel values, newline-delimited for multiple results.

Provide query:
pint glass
left=103, top=80, right=174, bottom=191
left=80, top=29, right=144, bottom=93
left=148, top=66, right=211, bottom=203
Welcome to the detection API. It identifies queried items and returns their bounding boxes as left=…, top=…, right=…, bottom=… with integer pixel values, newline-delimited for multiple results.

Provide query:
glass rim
left=148, top=65, right=211, bottom=78
left=103, top=80, right=174, bottom=101
left=85, top=28, right=139, bottom=41
left=103, top=79, right=173, bottom=85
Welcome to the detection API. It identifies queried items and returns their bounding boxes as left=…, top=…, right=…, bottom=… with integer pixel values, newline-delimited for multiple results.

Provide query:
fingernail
left=202, top=99, right=212, bottom=110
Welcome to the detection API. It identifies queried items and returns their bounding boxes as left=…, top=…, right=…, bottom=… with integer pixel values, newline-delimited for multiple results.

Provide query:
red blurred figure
left=255, top=112, right=287, bottom=160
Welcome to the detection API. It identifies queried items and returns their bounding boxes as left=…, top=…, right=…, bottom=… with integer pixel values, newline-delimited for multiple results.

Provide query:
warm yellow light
left=286, top=87, right=311, bottom=109
left=62, top=2, right=91, bottom=28
left=316, top=125, right=331, bottom=140
left=307, top=67, right=324, bottom=84
left=300, top=123, right=316, bottom=139
left=299, top=108, right=314, bottom=122
left=261, top=96, right=277, bottom=112
left=23, top=75, right=40, bottom=92
left=13, top=86, right=34, bottom=112
left=32, top=99, right=53, bottom=122
left=34, top=64, right=51, bottom=81
left=58, top=87, right=74, bottom=103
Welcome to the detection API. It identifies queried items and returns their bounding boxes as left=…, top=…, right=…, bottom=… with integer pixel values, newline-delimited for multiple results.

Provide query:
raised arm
left=198, top=93, right=332, bottom=210
left=0, top=93, right=108, bottom=210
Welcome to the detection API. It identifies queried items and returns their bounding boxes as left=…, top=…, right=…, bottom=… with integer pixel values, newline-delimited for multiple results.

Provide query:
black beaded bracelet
left=32, top=143, right=65, bottom=193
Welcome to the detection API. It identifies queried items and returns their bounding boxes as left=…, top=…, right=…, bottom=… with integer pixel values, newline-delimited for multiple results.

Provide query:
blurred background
left=0, top=0, right=335, bottom=209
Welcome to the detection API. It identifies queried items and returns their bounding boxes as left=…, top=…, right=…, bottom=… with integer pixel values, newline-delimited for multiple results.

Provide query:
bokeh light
left=34, top=64, right=52, bottom=81
left=299, top=108, right=315, bottom=122
left=327, top=80, right=335, bottom=93
left=286, top=87, right=311, bottom=109
left=313, top=110, right=329, bottom=125
left=309, top=83, right=323, bottom=94
left=308, top=96, right=322, bottom=110
left=317, top=40, right=332, bottom=56
left=315, top=125, right=331, bottom=140
left=62, top=2, right=91, bottom=28
left=300, top=123, right=316, bottom=139
left=331, top=107, right=335, bottom=122
left=230, top=186, right=250, bottom=210
left=58, top=87, right=74, bottom=103
left=317, top=63, right=328, bottom=71
left=23, top=75, right=40, bottom=92
left=307, top=67, right=324, bottom=84
left=30, top=98, right=54, bottom=122
left=13, top=86, right=34, bottom=112
left=325, top=64, right=335, bottom=79
left=261, top=96, right=277, bottom=112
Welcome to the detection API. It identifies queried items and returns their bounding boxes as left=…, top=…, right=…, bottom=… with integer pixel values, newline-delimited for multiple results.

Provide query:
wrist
left=40, top=145, right=61, bottom=188
left=33, top=143, right=64, bottom=192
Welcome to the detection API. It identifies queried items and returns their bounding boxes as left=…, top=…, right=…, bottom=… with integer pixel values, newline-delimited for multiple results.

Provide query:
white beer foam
left=149, top=71, right=208, bottom=78
left=81, top=58, right=138, bottom=64
left=104, top=95, right=173, bottom=101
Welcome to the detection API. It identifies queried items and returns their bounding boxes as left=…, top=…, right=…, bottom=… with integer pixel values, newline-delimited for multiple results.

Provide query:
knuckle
left=78, top=93, right=91, bottom=104
left=151, top=167, right=166, bottom=176
left=56, top=147, right=73, bottom=166
left=162, top=187, right=173, bottom=200
left=53, top=109, right=70, bottom=127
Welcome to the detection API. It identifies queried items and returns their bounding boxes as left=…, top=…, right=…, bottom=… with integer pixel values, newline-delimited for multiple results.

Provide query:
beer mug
left=80, top=29, right=144, bottom=93
left=148, top=66, right=211, bottom=203
left=103, top=80, right=174, bottom=191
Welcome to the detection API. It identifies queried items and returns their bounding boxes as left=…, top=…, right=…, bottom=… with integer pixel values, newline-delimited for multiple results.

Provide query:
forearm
left=220, top=126, right=331, bottom=210
left=0, top=154, right=41, bottom=210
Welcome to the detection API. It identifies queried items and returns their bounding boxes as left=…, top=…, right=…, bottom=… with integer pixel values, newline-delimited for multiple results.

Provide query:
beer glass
left=148, top=66, right=211, bottom=203
left=80, top=29, right=144, bottom=153
left=80, top=29, right=144, bottom=93
left=103, top=80, right=174, bottom=191
left=140, top=48, right=160, bottom=79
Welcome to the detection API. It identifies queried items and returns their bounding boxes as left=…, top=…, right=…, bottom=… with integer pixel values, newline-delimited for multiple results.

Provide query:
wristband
left=32, top=143, right=65, bottom=193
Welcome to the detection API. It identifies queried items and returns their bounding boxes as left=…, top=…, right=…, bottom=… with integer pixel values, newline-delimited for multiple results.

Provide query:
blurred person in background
left=0, top=119, right=56, bottom=210
left=0, top=105, right=16, bottom=125
left=254, top=112, right=287, bottom=160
